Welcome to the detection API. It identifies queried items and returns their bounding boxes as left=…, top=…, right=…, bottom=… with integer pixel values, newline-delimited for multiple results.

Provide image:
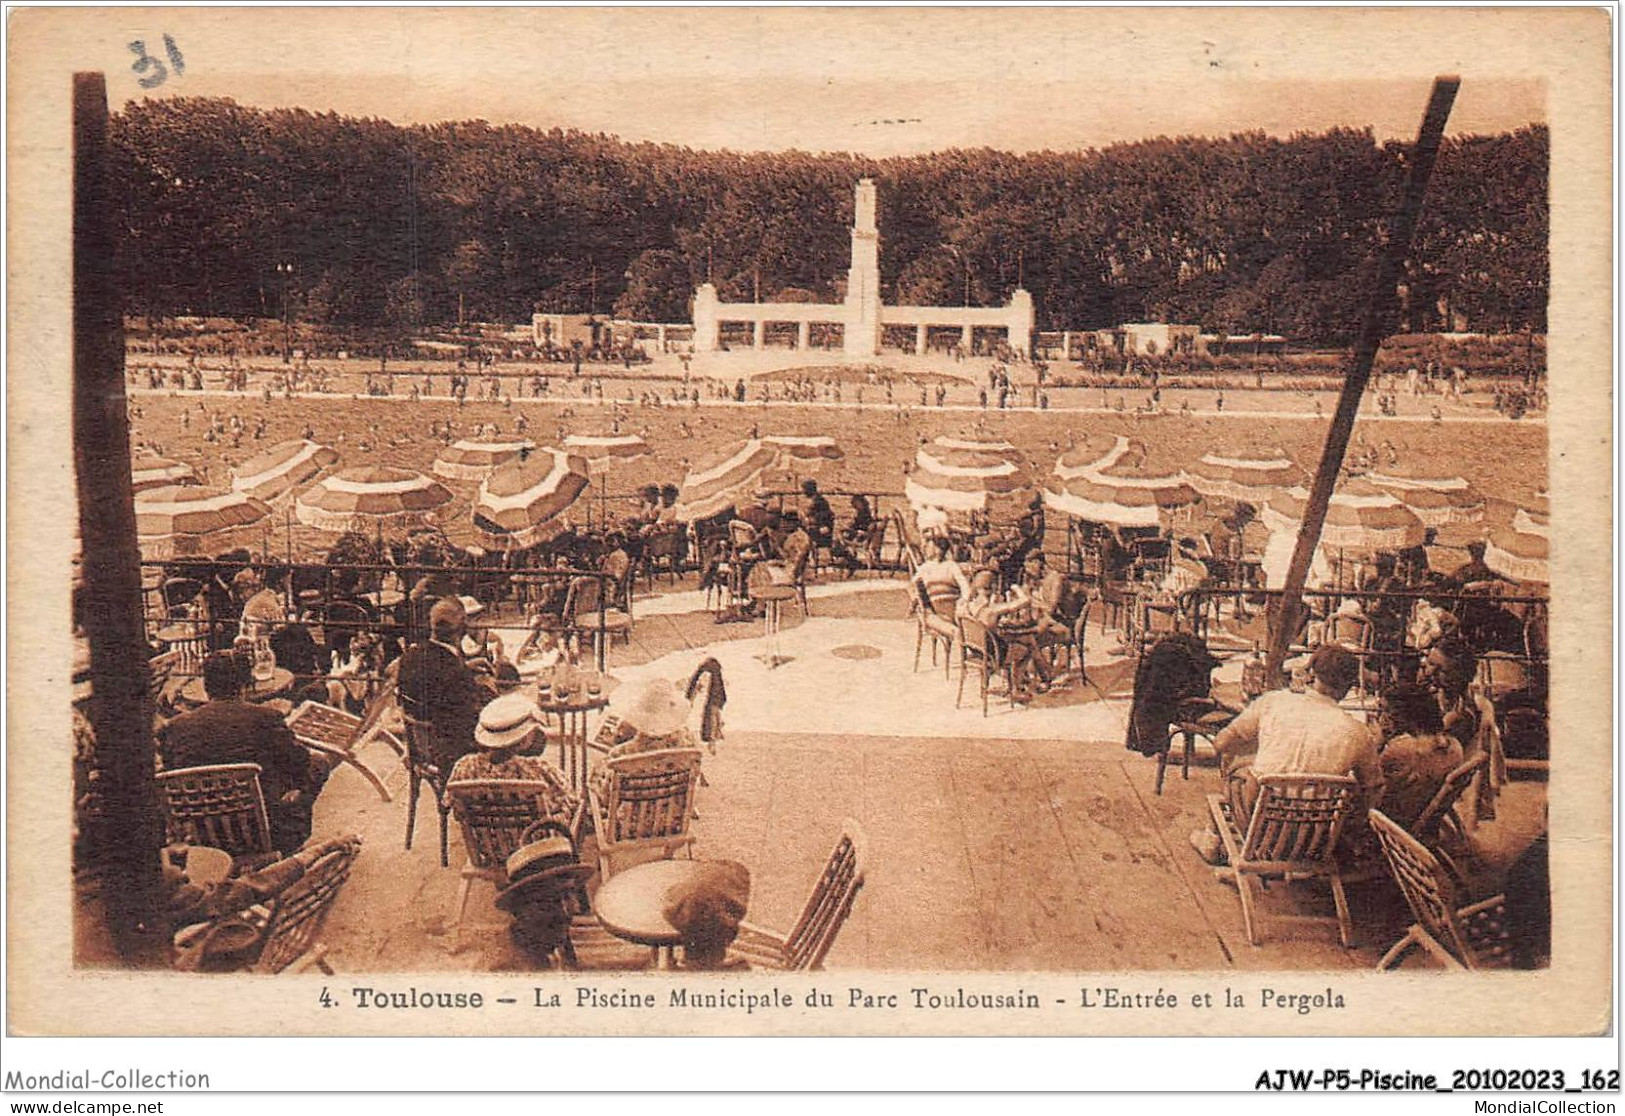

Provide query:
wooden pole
left=1263, top=77, right=1459, bottom=683
left=73, top=72, right=166, bottom=962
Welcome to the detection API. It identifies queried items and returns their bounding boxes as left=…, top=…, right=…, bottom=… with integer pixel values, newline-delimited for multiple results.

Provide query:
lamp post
left=276, top=261, right=296, bottom=363
left=945, top=244, right=971, bottom=307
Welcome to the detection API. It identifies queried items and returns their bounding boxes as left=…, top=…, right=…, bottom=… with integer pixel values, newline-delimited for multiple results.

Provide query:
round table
left=181, top=666, right=294, bottom=706
left=593, top=858, right=715, bottom=968
left=752, top=584, right=799, bottom=669
left=360, top=588, right=405, bottom=609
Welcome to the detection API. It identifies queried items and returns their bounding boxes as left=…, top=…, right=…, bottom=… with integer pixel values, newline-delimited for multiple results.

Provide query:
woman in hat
left=589, top=678, right=698, bottom=798
left=449, top=692, right=578, bottom=825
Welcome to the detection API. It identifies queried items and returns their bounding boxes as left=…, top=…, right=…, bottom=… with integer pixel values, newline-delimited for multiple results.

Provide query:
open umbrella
left=295, top=466, right=453, bottom=533
left=1367, top=466, right=1485, bottom=527
left=1262, top=479, right=1427, bottom=551
left=562, top=432, right=650, bottom=476
left=1052, top=434, right=1133, bottom=481
left=432, top=438, right=536, bottom=481
left=1485, top=504, right=1548, bottom=584
left=474, top=447, right=592, bottom=549
left=905, top=441, right=1035, bottom=520
left=673, top=440, right=781, bottom=520
left=1044, top=442, right=1199, bottom=528
left=135, top=485, right=270, bottom=559
left=230, top=439, right=339, bottom=502
left=762, top=434, right=845, bottom=472
left=1186, top=447, right=1306, bottom=505
left=132, top=455, right=198, bottom=494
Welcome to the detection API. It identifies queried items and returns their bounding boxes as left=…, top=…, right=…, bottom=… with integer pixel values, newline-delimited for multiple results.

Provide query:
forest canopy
left=110, top=97, right=1547, bottom=344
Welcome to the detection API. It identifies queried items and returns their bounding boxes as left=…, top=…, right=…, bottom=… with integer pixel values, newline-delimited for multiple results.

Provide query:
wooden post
left=1263, top=77, right=1459, bottom=683
left=73, top=72, right=166, bottom=962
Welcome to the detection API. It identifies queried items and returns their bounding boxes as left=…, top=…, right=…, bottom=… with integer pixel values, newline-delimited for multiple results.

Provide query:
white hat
left=457, top=594, right=485, bottom=618
left=615, top=679, right=688, bottom=738
left=475, top=692, right=543, bottom=750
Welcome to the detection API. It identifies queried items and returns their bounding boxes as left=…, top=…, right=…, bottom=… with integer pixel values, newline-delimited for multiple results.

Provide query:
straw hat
left=615, top=679, right=689, bottom=738
left=474, top=692, right=543, bottom=750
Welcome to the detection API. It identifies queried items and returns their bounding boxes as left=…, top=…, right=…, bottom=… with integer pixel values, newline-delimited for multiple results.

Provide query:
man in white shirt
left=1191, top=643, right=1382, bottom=864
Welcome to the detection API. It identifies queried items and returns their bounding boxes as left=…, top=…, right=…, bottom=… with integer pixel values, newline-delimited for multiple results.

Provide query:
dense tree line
left=110, top=97, right=1547, bottom=342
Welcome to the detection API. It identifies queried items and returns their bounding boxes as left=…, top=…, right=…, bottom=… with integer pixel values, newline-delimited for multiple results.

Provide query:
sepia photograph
left=5, top=5, right=1613, bottom=1055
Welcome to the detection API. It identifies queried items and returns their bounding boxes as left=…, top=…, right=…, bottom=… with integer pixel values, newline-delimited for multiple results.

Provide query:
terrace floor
left=302, top=579, right=1544, bottom=974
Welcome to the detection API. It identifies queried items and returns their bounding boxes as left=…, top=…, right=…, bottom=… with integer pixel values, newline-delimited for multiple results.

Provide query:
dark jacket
left=1125, top=633, right=1222, bottom=756
left=161, top=699, right=311, bottom=803
left=396, top=640, right=488, bottom=770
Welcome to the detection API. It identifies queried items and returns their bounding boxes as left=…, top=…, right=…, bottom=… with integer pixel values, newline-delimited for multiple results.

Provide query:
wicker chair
left=1408, top=752, right=1489, bottom=881
left=912, top=580, right=957, bottom=678
left=729, top=819, right=867, bottom=971
left=588, top=747, right=703, bottom=877
left=955, top=615, right=1013, bottom=717
left=1206, top=774, right=1358, bottom=947
left=400, top=713, right=455, bottom=868
left=156, top=763, right=277, bottom=867
left=1369, top=809, right=1513, bottom=970
left=252, top=836, right=363, bottom=973
left=445, top=778, right=564, bottom=927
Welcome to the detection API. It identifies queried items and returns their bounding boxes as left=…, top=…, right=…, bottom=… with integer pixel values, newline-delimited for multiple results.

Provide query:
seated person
left=448, top=693, right=576, bottom=822
left=663, top=859, right=752, bottom=970
left=236, top=567, right=287, bottom=642
left=396, top=597, right=499, bottom=773
left=798, top=480, right=836, bottom=550
left=656, top=484, right=680, bottom=526
left=591, top=679, right=698, bottom=799
left=1190, top=644, right=1382, bottom=865
left=913, top=536, right=971, bottom=614
left=159, top=650, right=333, bottom=853
left=514, top=614, right=566, bottom=672
left=1019, top=552, right=1074, bottom=669
left=1374, top=682, right=1464, bottom=831
left=958, top=569, right=1054, bottom=700
left=326, top=630, right=384, bottom=713
left=632, top=484, right=662, bottom=528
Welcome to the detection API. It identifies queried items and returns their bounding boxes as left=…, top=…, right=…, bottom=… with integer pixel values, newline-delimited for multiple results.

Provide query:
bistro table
left=752, top=583, right=798, bottom=669
left=181, top=666, right=294, bottom=706
left=593, top=858, right=714, bottom=969
left=530, top=666, right=618, bottom=801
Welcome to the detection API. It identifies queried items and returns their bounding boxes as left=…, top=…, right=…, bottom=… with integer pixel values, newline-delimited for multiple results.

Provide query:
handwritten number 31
left=129, top=35, right=184, bottom=89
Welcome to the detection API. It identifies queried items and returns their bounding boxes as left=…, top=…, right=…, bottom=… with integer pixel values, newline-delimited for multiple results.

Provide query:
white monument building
left=691, top=179, right=1035, bottom=359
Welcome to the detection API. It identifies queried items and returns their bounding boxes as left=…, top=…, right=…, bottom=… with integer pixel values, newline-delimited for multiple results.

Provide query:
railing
left=140, top=559, right=614, bottom=677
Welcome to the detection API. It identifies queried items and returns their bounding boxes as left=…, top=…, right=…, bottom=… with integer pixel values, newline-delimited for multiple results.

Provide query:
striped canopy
left=1263, top=479, right=1427, bottom=551
left=295, top=466, right=453, bottom=533
left=230, top=440, right=339, bottom=502
left=762, top=434, right=845, bottom=471
left=1044, top=443, right=1199, bottom=528
left=563, top=432, right=651, bottom=476
left=1052, top=434, right=1133, bottom=481
left=474, top=447, right=591, bottom=549
left=1366, top=467, right=1485, bottom=527
left=1186, top=447, right=1305, bottom=504
left=432, top=439, right=536, bottom=481
left=674, top=440, right=781, bottom=520
left=1486, top=504, right=1549, bottom=584
left=132, top=455, right=198, bottom=493
left=135, top=485, right=270, bottom=559
left=906, top=440, right=1035, bottom=518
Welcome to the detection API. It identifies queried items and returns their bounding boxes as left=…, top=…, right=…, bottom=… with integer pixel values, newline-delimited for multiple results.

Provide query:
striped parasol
left=762, top=434, right=845, bottom=473
left=432, top=438, right=536, bottom=481
left=295, top=466, right=453, bottom=533
left=1366, top=467, right=1485, bottom=527
left=135, top=485, right=271, bottom=559
left=1262, top=479, right=1427, bottom=551
left=906, top=437, right=1035, bottom=520
left=474, top=448, right=592, bottom=549
left=1185, top=447, right=1306, bottom=504
left=1044, top=443, right=1199, bottom=527
left=1485, top=503, right=1548, bottom=584
left=1052, top=434, right=1133, bottom=481
left=674, top=440, right=781, bottom=520
left=562, top=432, right=650, bottom=476
left=230, top=439, right=339, bottom=502
left=132, top=455, right=198, bottom=493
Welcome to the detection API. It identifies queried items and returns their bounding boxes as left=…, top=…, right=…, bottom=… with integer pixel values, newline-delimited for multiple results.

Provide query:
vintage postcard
left=5, top=6, right=1612, bottom=1044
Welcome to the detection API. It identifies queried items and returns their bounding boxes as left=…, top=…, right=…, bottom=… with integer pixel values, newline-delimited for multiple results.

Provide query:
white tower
left=843, top=178, right=883, bottom=356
